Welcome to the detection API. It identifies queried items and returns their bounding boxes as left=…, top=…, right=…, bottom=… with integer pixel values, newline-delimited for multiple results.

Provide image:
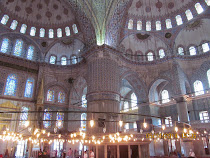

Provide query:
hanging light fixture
left=119, top=120, right=123, bottom=127
left=162, top=124, right=166, bottom=130
left=143, top=119, right=147, bottom=128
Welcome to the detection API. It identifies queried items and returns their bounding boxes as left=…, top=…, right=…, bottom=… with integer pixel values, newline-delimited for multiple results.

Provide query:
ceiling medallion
left=136, top=0, right=142, bottom=9
left=165, top=32, right=172, bottom=38
left=62, top=39, right=74, bottom=45
left=145, top=6, right=151, bottom=13
left=136, top=33, right=150, bottom=40
left=156, top=0, right=163, bottom=12
left=15, top=6, right=21, bottom=12
left=168, top=2, right=174, bottom=9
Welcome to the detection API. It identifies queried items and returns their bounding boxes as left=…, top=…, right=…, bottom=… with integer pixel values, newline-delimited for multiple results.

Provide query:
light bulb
left=119, top=121, right=123, bottom=127
left=25, top=121, right=30, bottom=127
left=184, top=128, right=187, bottom=133
left=143, top=122, right=147, bottom=128
left=204, top=130, right=207, bottom=134
left=47, top=132, right=50, bottom=137
left=58, top=120, right=62, bottom=127
left=175, top=127, right=178, bottom=132
left=90, top=120, right=94, bottom=127
left=162, top=124, right=166, bottom=130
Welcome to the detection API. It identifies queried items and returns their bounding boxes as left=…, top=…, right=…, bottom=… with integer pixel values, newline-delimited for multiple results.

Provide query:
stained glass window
left=14, top=39, right=23, bottom=57
left=71, top=56, right=77, bottom=64
left=30, top=27, right=36, bottom=36
left=61, top=57, right=67, bottom=65
left=40, top=28, right=45, bottom=37
left=50, top=55, right=56, bottom=64
left=199, top=111, right=209, bottom=123
left=205, top=0, right=210, bottom=6
left=1, top=15, right=9, bottom=25
left=175, top=15, right=183, bottom=25
left=189, top=46, right=196, bottom=55
left=207, top=69, right=210, bottom=87
left=1, top=38, right=9, bottom=53
left=24, top=78, right=34, bottom=98
left=57, top=28, right=62, bottom=38
left=159, top=49, right=165, bottom=58
left=47, top=89, right=54, bottom=101
left=128, top=19, right=133, bottom=29
left=185, top=9, right=193, bottom=21
left=65, top=27, right=71, bottom=36
left=156, top=21, right=161, bottom=31
left=202, top=43, right=210, bottom=53
left=178, top=47, right=184, bottom=55
left=56, top=112, right=64, bottom=129
left=165, top=116, right=173, bottom=127
left=81, top=113, right=87, bottom=131
left=194, top=80, right=204, bottom=96
left=20, top=24, right=27, bottom=34
left=43, top=109, right=52, bottom=128
left=10, top=20, right=18, bottom=30
left=195, top=3, right=204, bottom=14
left=82, top=95, right=87, bottom=107
left=146, top=21, right=151, bottom=31
left=162, top=90, right=170, bottom=103
left=20, top=107, right=29, bottom=126
left=58, top=91, right=65, bottom=103
left=137, top=21, right=142, bottom=30
left=147, top=52, right=154, bottom=61
left=4, top=74, right=17, bottom=96
left=27, top=46, right=34, bottom=60
left=131, top=93, right=138, bottom=110
left=165, top=19, right=172, bottom=29
left=72, top=24, right=78, bottom=34
left=49, top=29, right=54, bottom=38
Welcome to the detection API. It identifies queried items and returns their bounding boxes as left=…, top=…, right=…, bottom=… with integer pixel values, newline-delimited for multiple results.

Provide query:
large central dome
left=0, top=0, right=75, bottom=27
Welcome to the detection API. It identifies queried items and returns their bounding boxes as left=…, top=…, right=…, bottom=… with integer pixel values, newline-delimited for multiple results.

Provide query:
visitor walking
left=3, top=149, right=9, bottom=158
left=90, top=150, right=94, bottom=158
left=67, top=148, right=73, bottom=158
left=188, top=149, right=196, bottom=158
left=84, top=151, right=88, bottom=158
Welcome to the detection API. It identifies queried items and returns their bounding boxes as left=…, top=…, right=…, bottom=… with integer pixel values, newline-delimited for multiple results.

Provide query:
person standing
left=25, top=149, right=29, bottom=158
left=3, top=149, right=9, bottom=158
left=188, top=149, right=196, bottom=158
left=90, top=150, right=94, bottom=158
left=67, top=148, right=73, bottom=158
left=84, top=151, right=88, bottom=158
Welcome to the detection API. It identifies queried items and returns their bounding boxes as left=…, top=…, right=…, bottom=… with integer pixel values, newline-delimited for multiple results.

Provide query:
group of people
left=169, top=149, right=196, bottom=158
left=83, top=150, right=94, bottom=158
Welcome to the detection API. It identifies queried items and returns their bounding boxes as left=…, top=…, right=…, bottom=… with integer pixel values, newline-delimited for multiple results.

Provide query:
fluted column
left=86, top=47, right=120, bottom=134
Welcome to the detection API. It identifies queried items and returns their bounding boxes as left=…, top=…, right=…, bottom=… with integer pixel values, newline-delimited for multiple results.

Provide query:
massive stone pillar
left=175, top=97, right=189, bottom=123
left=86, top=46, right=120, bottom=134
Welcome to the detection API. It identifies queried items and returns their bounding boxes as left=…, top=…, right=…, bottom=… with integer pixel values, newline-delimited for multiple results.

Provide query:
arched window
left=27, top=46, right=34, bottom=60
left=40, top=28, right=45, bottom=37
left=185, top=9, right=193, bottom=21
left=47, top=89, right=54, bottom=101
left=199, top=111, right=209, bottom=123
left=178, top=47, right=184, bottom=55
left=207, top=69, right=210, bottom=88
left=57, top=28, right=62, bottom=38
left=24, top=78, right=34, bottom=98
left=165, top=19, right=172, bottom=29
left=147, top=52, right=154, bottom=61
left=202, top=43, right=210, bottom=53
left=125, top=123, right=129, bottom=130
left=0, top=38, right=9, bottom=53
left=137, top=21, right=142, bottom=30
left=58, top=91, right=65, bottom=103
left=175, top=15, right=183, bottom=25
left=133, top=122, right=137, bottom=129
left=128, top=19, right=133, bottom=29
left=205, top=0, right=210, bottom=6
left=14, top=39, right=23, bottom=56
left=4, top=74, right=17, bottom=96
left=1, top=15, right=9, bottom=25
left=194, top=80, right=204, bottom=96
left=81, top=113, right=87, bottom=131
left=82, top=95, right=87, bottom=107
left=43, top=109, right=52, bottom=128
left=49, top=29, right=54, bottom=38
left=146, top=21, right=151, bottom=31
left=61, top=57, right=67, bottom=65
left=189, top=46, right=196, bottom=55
left=161, top=90, right=170, bottom=103
left=10, top=20, right=18, bottom=30
left=131, top=93, right=138, bottom=110
left=65, top=26, right=71, bottom=36
left=159, top=49, right=165, bottom=58
left=56, top=112, right=64, bottom=129
left=20, top=107, right=29, bottom=126
left=71, top=56, right=77, bottom=64
left=195, top=3, right=204, bottom=14
left=72, top=24, right=78, bottom=34
left=30, top=27, right=36, bottom=36
left=49, top=55, right=56, bottom=64
left=124, top=101, right=129, bottom=112
left=20, top=24, right=27, bottom=34
left=156, top=21, right=161, bottom=31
